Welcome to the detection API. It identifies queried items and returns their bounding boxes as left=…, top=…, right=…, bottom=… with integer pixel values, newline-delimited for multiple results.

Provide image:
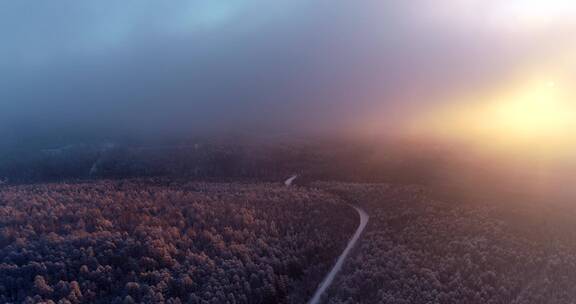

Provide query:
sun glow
left=490, top=81, right=574, bottom=138
left=413, top=77, right=576, bottom=156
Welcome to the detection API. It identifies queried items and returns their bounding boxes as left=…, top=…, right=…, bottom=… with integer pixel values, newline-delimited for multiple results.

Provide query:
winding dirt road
left=308, top=205, right=369, bottom=304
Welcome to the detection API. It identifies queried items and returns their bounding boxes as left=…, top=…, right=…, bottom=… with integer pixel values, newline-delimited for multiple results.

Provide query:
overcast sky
left=1, top=0, right=575, bottom=147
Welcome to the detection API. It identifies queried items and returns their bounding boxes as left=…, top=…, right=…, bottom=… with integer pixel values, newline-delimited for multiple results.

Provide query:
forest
left=3, top=176, right=576, bottom=303
left=4, top=0, right=576, bottom=302
left=0, top=179, right=356, bottom=303
left=317, top=182, right=576, bottom=304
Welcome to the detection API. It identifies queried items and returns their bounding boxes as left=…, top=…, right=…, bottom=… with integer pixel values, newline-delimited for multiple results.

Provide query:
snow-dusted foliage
left=0, top=179, right=356, bottom=303
left=319, top=182, right=576, bottom=304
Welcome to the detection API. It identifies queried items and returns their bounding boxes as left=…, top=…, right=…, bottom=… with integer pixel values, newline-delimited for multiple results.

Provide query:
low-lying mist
left=2, top=0, right=576, bottom=206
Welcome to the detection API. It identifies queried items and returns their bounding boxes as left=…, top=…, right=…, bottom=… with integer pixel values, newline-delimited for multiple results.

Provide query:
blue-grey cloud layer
left=1, top=0, right=572, bottom=147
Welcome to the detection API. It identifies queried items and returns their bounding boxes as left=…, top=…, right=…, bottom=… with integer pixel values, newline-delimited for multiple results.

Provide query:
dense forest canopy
left=318, top=182, right=576, bottom=304
left=0, top=180, right=356, bottom=303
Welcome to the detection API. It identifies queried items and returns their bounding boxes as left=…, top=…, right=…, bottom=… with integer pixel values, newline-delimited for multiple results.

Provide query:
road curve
left=284, top=175, right=298, bottom=186
left=309, top=205, right=369, bottom=304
